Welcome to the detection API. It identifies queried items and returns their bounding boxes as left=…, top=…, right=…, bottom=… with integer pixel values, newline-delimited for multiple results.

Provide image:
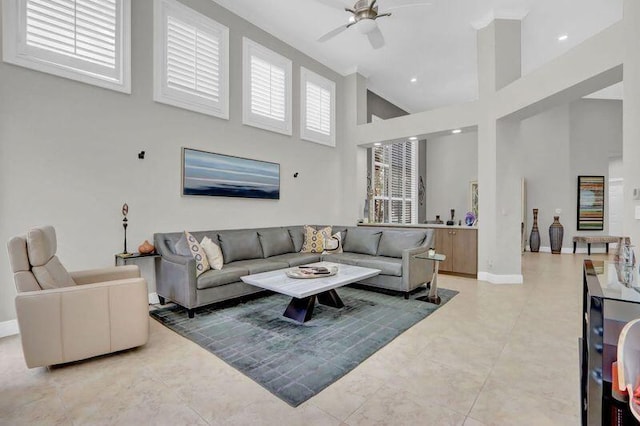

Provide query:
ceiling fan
left=317, top=0, right=432, bottom=49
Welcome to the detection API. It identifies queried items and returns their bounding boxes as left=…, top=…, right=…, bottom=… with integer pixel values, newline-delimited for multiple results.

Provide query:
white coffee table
left=241, top=261, right=381, bottom=323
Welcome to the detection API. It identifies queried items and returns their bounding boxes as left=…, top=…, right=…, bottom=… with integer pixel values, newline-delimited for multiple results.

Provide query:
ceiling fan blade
left=367, top=26, right=385, bottom=49
left=318, top=24, right=349, bottom=42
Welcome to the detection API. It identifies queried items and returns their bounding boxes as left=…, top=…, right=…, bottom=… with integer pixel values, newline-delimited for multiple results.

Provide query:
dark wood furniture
left=581, top=260, right=640, bottom=425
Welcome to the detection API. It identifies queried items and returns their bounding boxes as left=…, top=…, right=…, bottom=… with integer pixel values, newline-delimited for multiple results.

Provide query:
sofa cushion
left=267, top=253, right=322, bottom=267
left=321, top=252, right=368, bottom=266
left=258, top=229, right=294, bottom=258
left=218, top=231, right=263, bottom=263
left=227, top=259, right=289, bottom=274
left=343, top=229, right=382, bottom=256
left=355, top=256, right=402, bottom=277
left=196, top=265, right=250, bottom=290
left=377, top=230, right=427, bottom=258
left=323, top=232, right=343, bottom=254
left=287, top=227, right=305, bottom=252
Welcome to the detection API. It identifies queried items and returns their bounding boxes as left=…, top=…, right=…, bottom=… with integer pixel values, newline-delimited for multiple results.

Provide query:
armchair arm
left=15, top=278, right=149, bottom=368
left=70, top=265, right=140, bottom=285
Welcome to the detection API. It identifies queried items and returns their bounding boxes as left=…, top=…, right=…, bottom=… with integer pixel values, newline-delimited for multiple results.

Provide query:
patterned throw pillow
left=201, top=236, right=224, bottom=270
left=301, top=225, right=332, bottom=253
left=185, top=231, right=210, bottom=276
left=323, top=232, right=343, bottom=254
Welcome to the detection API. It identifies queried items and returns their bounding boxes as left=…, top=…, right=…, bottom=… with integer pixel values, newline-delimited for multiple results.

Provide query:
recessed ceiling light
left=374, top=142, right=382, bottom=146
left=558, top=34, right=568, bottom=41
left=410, top=77, right=417, bottom=83
left=408, top=136, right=418, bottom=141
left=451, top=129, right=462, bottom=134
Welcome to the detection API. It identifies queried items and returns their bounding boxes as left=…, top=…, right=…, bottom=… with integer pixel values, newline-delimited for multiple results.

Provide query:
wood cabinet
left=434, top=228, right=477, bottom=276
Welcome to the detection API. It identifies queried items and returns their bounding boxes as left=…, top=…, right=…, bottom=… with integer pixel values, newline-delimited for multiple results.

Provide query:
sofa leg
left=187, top=309, right=195, bottom=319
left=158, top=296, right=166, bottom=305
left=404, top=292, right=410, bottom=300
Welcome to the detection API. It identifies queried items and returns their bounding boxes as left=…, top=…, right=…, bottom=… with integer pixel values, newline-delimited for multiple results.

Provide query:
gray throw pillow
left=377, top=231, right=426, bottom=258
left=288, top=227, right=305, bottom=252
left=343, top=229, right=383, bottom=256
left=218, top=231, right=263, bottom=263
left=174, top=233, right=192, bottom=256
left=259, top=229, right=294, bottom=258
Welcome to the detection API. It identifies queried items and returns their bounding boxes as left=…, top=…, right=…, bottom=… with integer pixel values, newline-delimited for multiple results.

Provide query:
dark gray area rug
left=150, top=286, right=457, bottom=406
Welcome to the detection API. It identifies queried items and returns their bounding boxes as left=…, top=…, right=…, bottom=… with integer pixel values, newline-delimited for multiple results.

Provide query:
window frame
left=371, top=141, right=418, bottom=224
left=2, top=0, right=131, bottom=93
left=242, top=37, right=292, bottom=136
left=300, top=67, right=336, bottom=147
left=153, top=0, right=229, bottom=118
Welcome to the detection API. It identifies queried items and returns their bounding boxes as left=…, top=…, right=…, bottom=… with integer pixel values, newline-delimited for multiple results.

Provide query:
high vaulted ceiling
left=212, top=0, right=622, bottom=113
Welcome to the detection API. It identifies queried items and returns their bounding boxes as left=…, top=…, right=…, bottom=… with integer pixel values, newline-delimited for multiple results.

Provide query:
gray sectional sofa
left=154, top=225, right=434, bottom=317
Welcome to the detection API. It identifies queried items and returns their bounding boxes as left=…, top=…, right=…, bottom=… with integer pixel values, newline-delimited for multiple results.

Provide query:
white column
left=476, top=19, right=524, bottom=283
left=623, top=0, right=640, bottom=249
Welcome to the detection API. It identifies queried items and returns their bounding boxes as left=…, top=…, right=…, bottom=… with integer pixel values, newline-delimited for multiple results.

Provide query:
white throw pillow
left=323, top=232, right=343, bottom=254
left=201, top=236, right=224, bottom=270
left=185, top=231, right=210, bottom=276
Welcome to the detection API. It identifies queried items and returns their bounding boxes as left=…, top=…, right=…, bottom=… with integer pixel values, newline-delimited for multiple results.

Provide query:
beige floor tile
left=468, top=377, right=579, bottom=426
left=345, top=385, right=466, bottom=426
left=0, top=393, right=71, bottom=426
left=463, top=416, right=487, bottom=426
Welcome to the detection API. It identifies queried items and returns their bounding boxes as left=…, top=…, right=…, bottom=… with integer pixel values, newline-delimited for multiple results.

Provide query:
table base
left=283, top=289, right=345, bottom=323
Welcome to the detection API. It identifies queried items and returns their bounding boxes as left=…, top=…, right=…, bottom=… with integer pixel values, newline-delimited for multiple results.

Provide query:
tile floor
left=0, top=252, right=589, bottom=425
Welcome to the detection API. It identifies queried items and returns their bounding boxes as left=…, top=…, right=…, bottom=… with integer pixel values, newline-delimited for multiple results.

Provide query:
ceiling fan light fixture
left=357, top=18, right=377, bottom=34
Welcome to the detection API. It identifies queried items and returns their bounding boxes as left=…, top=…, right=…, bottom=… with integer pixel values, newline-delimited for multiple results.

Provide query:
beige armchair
left=7, top=226, right=149, bottom=368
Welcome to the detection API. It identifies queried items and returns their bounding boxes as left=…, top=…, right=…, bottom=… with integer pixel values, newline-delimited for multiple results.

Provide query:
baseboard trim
left=148, top=292, right=160, bottom=305
left=0, top=319, right=19, bottom=338
left=477, top=272, right=523, bottom=284
left=534, top=246, right=578, bottom=254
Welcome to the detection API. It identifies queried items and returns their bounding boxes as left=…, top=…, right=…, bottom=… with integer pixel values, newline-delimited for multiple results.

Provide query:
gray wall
left=519, top=99, right=622, bottom=250
left=425, top=131, right=478, bottom=223
left=0, top=0, right=352, bottom=321
left=366, top=90, right=408, bottom=123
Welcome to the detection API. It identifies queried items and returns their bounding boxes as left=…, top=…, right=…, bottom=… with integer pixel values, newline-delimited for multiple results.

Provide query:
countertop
left=357, top=223, right=478, bottom=230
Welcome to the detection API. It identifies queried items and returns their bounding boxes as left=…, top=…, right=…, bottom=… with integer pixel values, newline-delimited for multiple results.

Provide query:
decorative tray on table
left=286, top=265, right=338, bottom=279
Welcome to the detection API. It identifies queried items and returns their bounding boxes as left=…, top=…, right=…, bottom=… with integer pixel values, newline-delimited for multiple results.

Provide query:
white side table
left=414, top=252, right=446, bottom=304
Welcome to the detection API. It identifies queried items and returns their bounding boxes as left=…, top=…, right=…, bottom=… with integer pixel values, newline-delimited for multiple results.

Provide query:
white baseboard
left=477, top=271, right=524, bottom=284
left=533, top=246, right=581, bottom=254
left=148, top=292, right=160, bottom=305
left=0, top=319, right=19, bottom=338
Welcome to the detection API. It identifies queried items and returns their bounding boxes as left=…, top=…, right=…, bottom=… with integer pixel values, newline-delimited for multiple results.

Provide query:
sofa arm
left=156, top=255, right=197, bottom=309
left=15, top=278, right=149, bottom=368
left=70, top=265, right=140, bottom=285
left=402, top=245, right=432, bottom=291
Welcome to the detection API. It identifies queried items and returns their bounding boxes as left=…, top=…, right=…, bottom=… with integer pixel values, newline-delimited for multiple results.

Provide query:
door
left=452, top=229, right=478, bottom=275
left=435, top=229, right=453, bottom=272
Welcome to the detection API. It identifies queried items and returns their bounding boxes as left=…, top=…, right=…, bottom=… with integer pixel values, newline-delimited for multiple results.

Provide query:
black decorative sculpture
left=121, top=203, right=129, bottom=254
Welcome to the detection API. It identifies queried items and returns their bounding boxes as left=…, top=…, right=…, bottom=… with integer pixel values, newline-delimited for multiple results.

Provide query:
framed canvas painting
left=577, top=175, right=604, bottom=230
left=182, top=148, right=280, bottom=200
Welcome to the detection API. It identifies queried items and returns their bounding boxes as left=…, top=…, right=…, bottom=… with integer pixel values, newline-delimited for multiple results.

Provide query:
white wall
left=0, top=0, right=354, bottom=322
left=518, top=99, right=622, bottom=250
left=425, top=131, right=478, bottom=222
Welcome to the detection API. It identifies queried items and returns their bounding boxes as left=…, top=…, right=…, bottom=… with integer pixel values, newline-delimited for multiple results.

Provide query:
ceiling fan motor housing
left=353, top=0, right=378, bottom=20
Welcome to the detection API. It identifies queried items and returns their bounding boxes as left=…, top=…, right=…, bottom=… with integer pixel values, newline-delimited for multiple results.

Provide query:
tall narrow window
left=242, top=38, right=292, bottom=135
left=153, top=0, right=229, bottom=118
left=300, top=67, right=335, bottom=147
left=2, top=0, right=131, bottom=93
left=372, top=141, right=417, bottom=224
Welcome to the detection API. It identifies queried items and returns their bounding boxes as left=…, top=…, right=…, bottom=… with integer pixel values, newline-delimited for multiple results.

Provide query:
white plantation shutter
left=154, top=0, right=229, bottom=118
left=372, top=141, right=417, bottom=224
left=306, top=81, right=330, bottom=135
left=242, top=38, right=292, bottom=135
left=250, top=56, right=286, bottom=121
left=300, top=67, right=335, bottom=146
left=26, top=0, right=117, bottom=68
left=3, top=0, right=130, bottom=92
